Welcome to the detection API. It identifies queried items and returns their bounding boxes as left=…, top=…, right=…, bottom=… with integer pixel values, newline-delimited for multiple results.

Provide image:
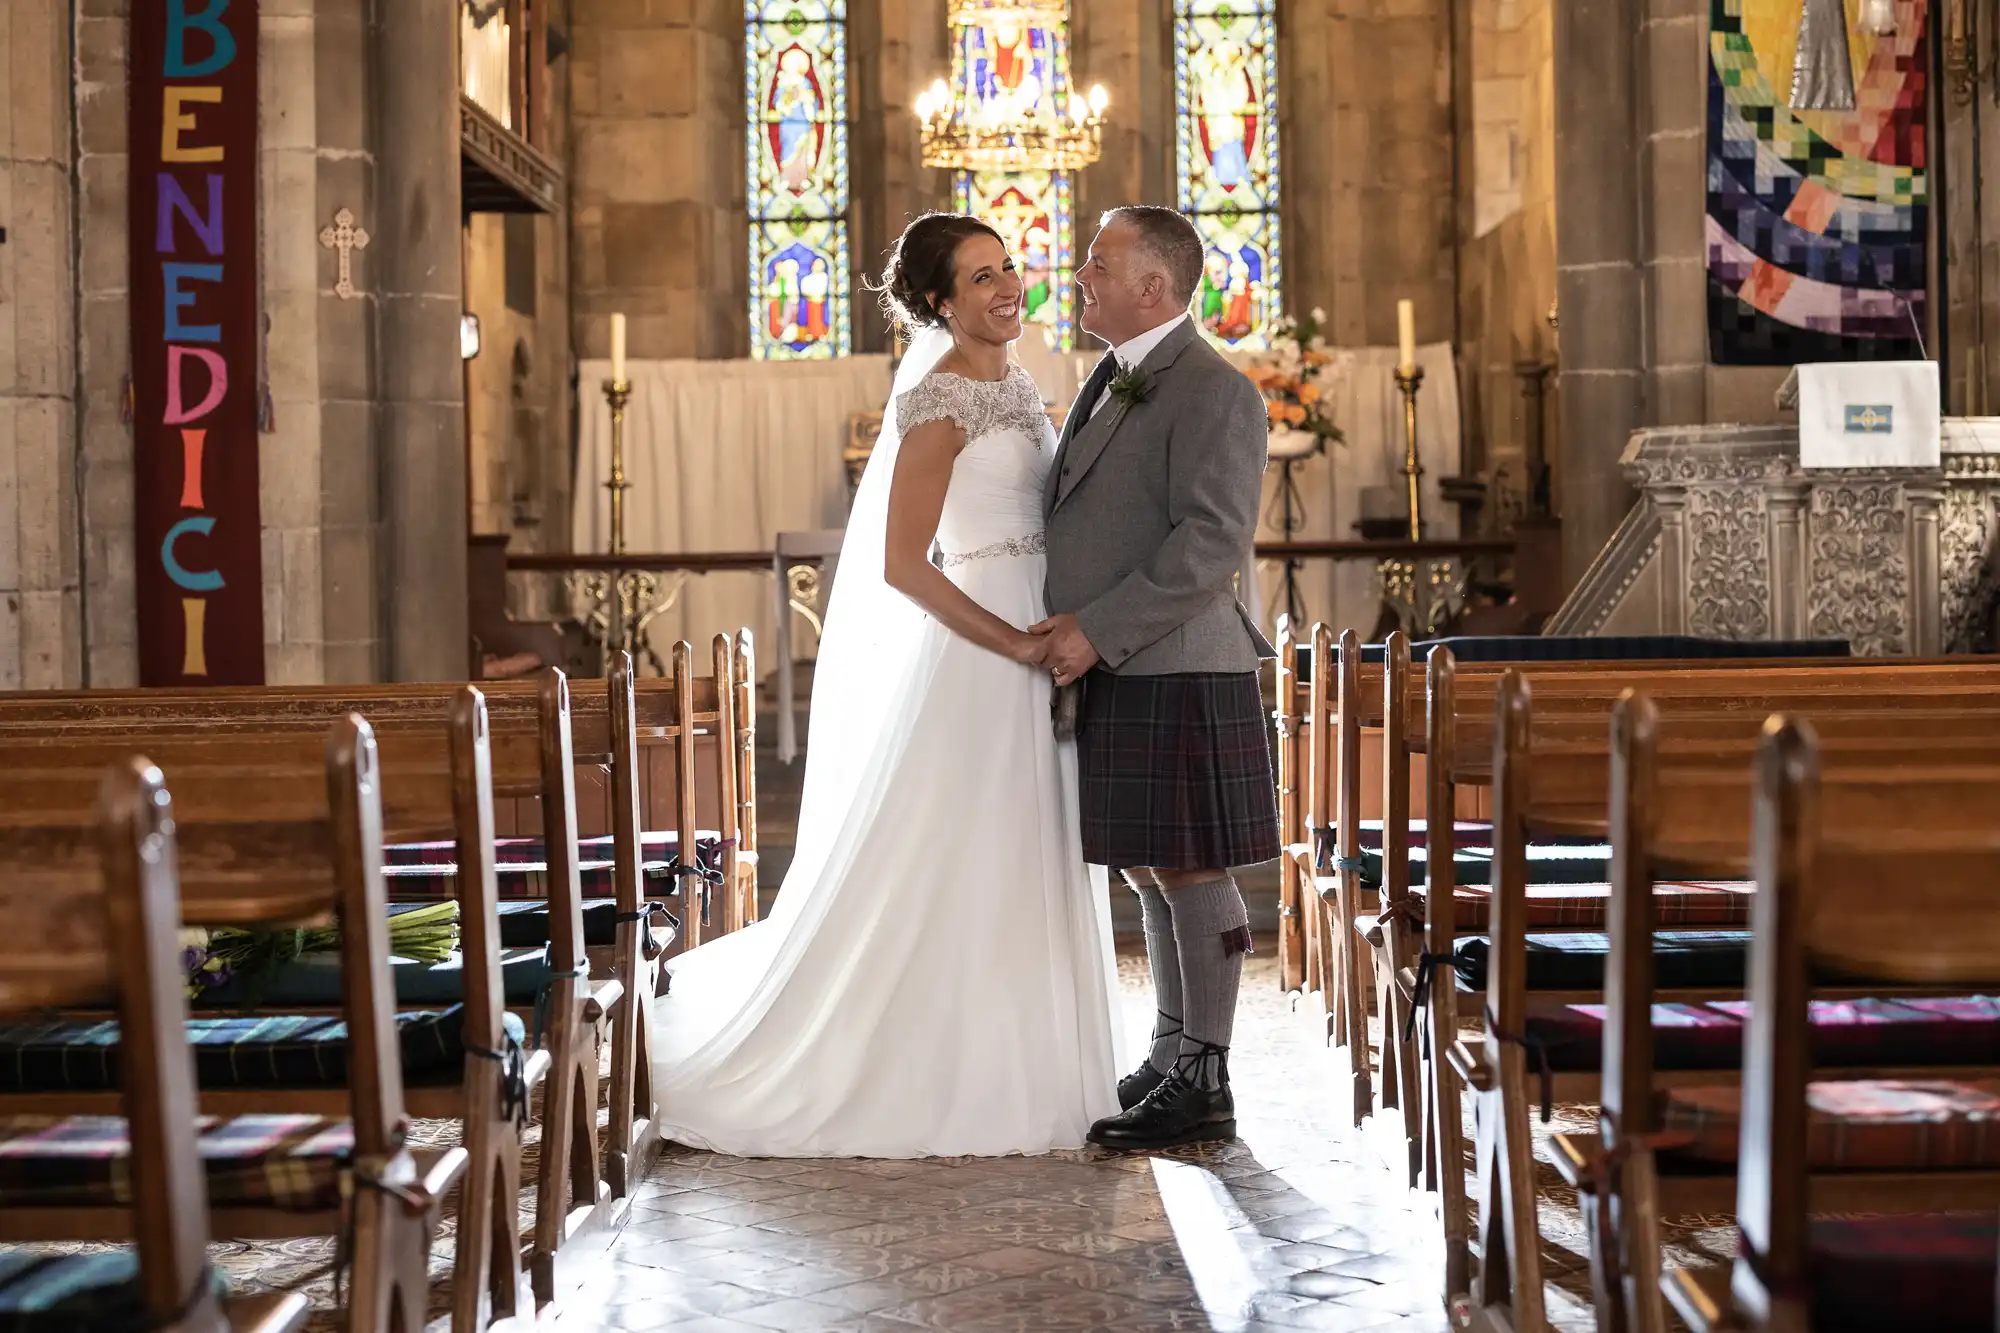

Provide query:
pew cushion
left=1522, top=996, right=2000, bottom=1073
left=1802, top=1213, right=1998, bottom=1330
left=382, top=829, right=727, bottom=897
left=494, top=898, right=671, bottom=951
left=1453, top=931, right=1750, bottom=993
left=1658, top=1080, right=2000, bottom=1170
left=0, top=1252, right=227, bottom=1333
left=1406, top=882, right=1751, bottom=932
left=0, top=1007, right=526, bottom=1092
left=193, top=947, right=556, bottom=1009
left=1349, top=635, right=1851, bottom=665
left=0, top=1113, right=351, bottom=1210
left=1352, top=841, right=1613, bottom=889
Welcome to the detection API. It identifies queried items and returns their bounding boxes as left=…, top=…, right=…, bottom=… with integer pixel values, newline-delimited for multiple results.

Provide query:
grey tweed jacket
left=1043, top=317, right=1277, bottom=676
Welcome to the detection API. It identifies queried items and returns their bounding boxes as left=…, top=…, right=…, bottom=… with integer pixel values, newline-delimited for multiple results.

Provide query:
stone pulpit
left=1549, top=420, right=2000, bottom=655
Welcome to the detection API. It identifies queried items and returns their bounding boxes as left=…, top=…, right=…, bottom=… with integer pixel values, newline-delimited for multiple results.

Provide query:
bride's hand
left=1007, top=631, right=1051, bottom=667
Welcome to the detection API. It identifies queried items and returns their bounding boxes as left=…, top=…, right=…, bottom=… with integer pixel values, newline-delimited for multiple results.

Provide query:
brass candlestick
left=603, top=377, right=633, bottom=654
left=1394, top=365, right=1425, bottom=541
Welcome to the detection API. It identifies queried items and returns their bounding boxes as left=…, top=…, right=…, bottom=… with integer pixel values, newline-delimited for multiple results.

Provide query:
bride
left=649, top=213, right=1124, bottom=1158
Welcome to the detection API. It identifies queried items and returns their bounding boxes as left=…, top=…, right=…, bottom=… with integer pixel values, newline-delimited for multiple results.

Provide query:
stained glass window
left=747, top=1, right=851, bottom=359
left=1175, top=0, right=1282, bottom=350
left=950, top=5, right=1080, bottom=349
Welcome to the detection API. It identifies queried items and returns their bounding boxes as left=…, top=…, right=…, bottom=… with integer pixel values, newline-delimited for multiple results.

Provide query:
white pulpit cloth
left=1798, top=360, right=1940, bottom=470
left=574, top=356, right=892, bottom=666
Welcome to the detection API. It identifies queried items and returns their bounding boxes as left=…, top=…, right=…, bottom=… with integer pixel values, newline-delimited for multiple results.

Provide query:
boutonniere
left=1107, top=363, right=1153, bottom=409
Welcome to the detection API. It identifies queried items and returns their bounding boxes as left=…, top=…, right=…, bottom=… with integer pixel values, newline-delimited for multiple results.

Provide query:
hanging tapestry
left=129, top=0, right=265, bottom=683
left=1707, top=0, right=1928, bottom=365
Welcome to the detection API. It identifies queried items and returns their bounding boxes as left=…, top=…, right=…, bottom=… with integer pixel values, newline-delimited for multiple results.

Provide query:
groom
left=1033, top=205, right=1280, bottom=1149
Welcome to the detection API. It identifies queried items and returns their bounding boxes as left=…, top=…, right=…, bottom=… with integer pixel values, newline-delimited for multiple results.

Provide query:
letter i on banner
left=130, top=0, right=264, bottom=684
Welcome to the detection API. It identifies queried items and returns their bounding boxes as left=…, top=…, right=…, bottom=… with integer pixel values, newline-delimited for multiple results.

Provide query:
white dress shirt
left=1087, top=312, right=1192, bottom=418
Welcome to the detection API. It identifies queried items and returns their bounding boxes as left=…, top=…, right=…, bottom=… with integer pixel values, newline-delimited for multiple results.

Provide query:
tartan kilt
left=1075, top=669, right=1280, bottom=871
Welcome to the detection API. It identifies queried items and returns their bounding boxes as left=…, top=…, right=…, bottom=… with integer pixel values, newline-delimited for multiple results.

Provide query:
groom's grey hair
left=1100, top=206, right=1205, bottom=308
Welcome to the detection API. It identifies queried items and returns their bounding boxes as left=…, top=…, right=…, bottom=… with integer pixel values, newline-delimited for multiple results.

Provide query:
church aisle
left=559, top=953, right=1448, bottom=1332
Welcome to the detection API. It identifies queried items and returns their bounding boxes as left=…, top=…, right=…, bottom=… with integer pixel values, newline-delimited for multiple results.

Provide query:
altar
left=1548, top=419, right=2000, bottom=655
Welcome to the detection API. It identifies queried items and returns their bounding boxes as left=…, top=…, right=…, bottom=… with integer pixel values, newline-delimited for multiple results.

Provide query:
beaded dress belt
left=938, top=533, right=1046, bottom=567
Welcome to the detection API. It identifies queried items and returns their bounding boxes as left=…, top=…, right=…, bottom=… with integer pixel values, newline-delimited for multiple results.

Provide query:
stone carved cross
left=318, top=208, right=370, bottom=300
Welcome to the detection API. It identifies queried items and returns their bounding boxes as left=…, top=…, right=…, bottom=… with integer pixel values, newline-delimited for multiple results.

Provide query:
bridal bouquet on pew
left=1239, top=308, right=1345, bottom=462
left=178, top=902, right=463, bottom=1002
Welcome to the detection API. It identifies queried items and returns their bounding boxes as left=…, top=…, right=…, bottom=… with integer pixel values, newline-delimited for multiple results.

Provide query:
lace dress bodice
left=893, top=367, right=1054, bottom=565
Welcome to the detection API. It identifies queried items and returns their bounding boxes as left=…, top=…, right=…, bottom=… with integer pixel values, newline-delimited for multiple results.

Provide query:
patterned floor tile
left=572, top=953, right=1453, bottom=1333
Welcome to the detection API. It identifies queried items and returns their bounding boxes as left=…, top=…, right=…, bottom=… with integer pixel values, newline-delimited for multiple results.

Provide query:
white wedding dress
left=649, top=336, right=1123, bottom=1158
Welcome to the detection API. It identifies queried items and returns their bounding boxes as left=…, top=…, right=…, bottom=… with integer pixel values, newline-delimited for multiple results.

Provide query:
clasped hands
left=1017, top=614, right=1099, bottom=688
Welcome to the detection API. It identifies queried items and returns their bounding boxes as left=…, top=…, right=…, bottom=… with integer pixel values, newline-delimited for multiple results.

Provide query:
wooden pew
left=0, top=644, right=749, bottom=1300
left=1659, top=720, right=2000, bottom=1333
left=0, top=685, right=583, bottom=1321
left=1444, top=669, right=2000, bottom=1331
left=0, top=719, right=471, bottom=1332
left=0, top=760, right=309, bottom=1333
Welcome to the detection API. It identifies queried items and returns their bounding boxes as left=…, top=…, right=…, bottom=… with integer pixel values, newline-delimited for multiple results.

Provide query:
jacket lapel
left=1046, top=354, right=1113, bottom=511
left=1051, top=318, right=1203, bottom=513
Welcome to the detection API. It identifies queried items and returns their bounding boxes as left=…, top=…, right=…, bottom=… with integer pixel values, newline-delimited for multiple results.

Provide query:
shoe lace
left=1166, top=1041, right=1229, bottom=1094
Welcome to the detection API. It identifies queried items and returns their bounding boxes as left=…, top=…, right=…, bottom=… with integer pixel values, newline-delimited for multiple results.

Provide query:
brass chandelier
left=914, top=0, right=1107, bottom=173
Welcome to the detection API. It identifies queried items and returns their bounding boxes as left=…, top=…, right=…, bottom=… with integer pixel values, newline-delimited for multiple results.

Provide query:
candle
left=610, top=312, right=627, bottom=385
left=1396, top=300, right=1416, bottom=376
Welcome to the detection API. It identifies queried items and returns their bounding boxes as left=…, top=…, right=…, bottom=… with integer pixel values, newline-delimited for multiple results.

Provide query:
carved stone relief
left=1683, top=484, right=1772, bottom=640
left=1938, top=476, right=2000, bottom=652
left=1805, top=483, right=1909, bottom=655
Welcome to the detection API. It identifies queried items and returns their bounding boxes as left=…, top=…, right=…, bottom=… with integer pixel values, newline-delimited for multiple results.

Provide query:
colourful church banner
left=1706, top=0, right=1928, bottom=365
left=129, top=0, right=265, bottom=683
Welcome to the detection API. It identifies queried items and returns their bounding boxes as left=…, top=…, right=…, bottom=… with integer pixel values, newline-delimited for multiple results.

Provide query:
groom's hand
left=1029, top=614, right=1100, bottom=687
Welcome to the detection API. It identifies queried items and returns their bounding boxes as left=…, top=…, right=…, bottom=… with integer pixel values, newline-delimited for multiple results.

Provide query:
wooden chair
left=0, top=719, right=470, bottom=1332
left=0, top=760, right=310, bottom=1333
left=1659, top=720, right=2000, bottom=1333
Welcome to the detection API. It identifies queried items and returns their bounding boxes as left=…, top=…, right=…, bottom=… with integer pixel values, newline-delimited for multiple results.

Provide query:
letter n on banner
left=129, top=0, right=264, bottom=684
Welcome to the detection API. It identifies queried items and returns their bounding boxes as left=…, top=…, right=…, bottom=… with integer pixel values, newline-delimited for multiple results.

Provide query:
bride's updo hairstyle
left=873, top=212, right=1006, bottom=333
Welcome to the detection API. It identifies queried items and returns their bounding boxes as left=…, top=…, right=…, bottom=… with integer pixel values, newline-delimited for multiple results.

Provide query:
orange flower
left=1284, top=404, right=1306, bottom=425
left=1266, top=400, right=1287, bottom=422
left=1298, top=384, right=1321, bottom=405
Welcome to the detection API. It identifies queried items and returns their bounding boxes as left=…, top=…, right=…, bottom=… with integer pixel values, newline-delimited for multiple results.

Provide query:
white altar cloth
left=574, top=356, right=891, bottom=665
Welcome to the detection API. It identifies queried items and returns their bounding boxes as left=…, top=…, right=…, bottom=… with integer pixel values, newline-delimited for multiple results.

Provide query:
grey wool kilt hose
left=1074, top=668, right=1281, bottom=871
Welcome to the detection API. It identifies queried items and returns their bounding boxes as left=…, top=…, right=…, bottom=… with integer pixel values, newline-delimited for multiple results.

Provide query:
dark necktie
left=1069, top=354, right=1118, bottom=431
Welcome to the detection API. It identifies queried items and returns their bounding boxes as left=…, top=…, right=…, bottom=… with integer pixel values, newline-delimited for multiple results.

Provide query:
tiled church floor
left=555, top=952, right=1450, bottom=1332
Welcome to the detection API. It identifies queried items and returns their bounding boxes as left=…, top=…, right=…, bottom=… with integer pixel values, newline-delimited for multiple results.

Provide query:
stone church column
left=1553, top=0, right=1643, bottom=584
left=569, top=0, right=744, bottom=362
left=1071, top=0, right=1172, bottom=238
left=373, top=0, right=468, bottom=680
left=851, top=0, right=949, bottom=352
left=0, top=0, right=81, bottom=687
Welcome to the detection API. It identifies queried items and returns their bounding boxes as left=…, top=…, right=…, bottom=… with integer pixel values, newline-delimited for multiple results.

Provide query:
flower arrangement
left=179, top=902, right=462, bottom=1004
left=1240, top=308, right=1344, bottom=461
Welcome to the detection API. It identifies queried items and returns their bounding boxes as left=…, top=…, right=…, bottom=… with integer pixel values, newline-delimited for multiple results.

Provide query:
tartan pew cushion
left=0, top=1007, right=526, bottom=1093
left=1804, top=1212, right=1998, bottom=1330
left=382, top=829, right=726, bottom=899
left=1657, top=1079, right=2000, bottom=1171
left=1408, top=882, right=1752, bottom=932
left=0, top=1113, right=350, bottom=1210
left=194, top=947, right=556, bottom=1009
left=1521, top=996, right=2000, bottom=1073
left=0, top=1250, right=228, bottom=1333
left=1453, top=931, right=1751, bottom=993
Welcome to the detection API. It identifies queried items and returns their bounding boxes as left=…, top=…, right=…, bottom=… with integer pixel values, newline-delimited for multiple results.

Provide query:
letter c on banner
left=162, top=516, right=226, bottom=592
